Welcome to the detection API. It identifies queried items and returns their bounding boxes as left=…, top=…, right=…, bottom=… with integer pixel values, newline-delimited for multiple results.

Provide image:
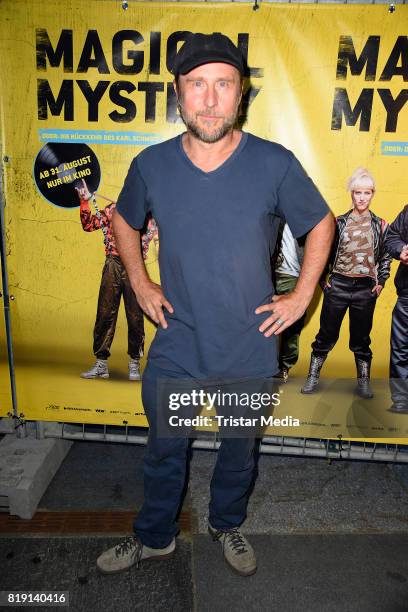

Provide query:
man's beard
left=177, top=99, right=240, bottom=143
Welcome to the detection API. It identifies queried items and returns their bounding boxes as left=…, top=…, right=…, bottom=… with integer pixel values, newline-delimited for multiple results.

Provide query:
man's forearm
left=112, top=209, right=173, bottom=327
left=112, top=209, right=149, bottom=292
left=294, top=212, right=335, bottom=304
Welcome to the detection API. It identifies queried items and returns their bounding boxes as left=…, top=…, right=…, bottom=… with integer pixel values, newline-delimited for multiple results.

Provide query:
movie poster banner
left=0, top=1, right=407, bottom=437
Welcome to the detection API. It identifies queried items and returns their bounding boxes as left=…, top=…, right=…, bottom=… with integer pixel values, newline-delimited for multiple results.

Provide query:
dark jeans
left=390, top=295, right=408, bottom=406
left=133, top=362, right=257, bottom=548
left=275, top=273, right=306, bottom=370
left=93, top=255, right=144, bottom=360
left=312, top=274, right=377, bottom=362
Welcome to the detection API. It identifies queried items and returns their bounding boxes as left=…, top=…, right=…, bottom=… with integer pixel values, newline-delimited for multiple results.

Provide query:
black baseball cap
left=172, top=33, right=244, bottom=77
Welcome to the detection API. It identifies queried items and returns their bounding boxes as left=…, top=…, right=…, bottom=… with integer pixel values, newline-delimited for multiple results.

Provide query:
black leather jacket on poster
left=327, top=210, right=392, bottom=287
left=385, top=204, right=408, bottom=296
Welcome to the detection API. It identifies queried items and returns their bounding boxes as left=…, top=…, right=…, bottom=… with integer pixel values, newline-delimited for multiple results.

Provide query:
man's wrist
left=132, top=275, right=151, bottom=294
left=292, top=286, right=313, bottom=308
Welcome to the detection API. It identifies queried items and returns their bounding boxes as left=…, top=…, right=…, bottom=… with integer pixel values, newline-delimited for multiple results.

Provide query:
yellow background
left=0, top=1, right=407, bottom=428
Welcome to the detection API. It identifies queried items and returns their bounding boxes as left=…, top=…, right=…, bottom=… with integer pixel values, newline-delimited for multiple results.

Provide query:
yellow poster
left=0, top=1, right=407, bottom=433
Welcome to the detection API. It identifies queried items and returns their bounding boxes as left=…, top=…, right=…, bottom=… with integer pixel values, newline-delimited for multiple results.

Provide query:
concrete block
left=0, top=418, right=15, bottom=434
left=0, top=434, right=72, bottom=519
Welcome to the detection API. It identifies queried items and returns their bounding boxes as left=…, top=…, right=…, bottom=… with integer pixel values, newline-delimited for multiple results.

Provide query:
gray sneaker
left=208, top=524, right=257, bottom=576
left=80, top=359, right=109, bottom=379
left=129, top=358, right=141, bottom=381
left=96, top=535, right=175, bottom=574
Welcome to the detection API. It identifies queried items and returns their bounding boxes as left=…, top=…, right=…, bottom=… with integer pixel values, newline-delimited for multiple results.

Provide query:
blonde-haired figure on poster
left=301, top=168, right=392, bottom=398
left=76, top=179, right=146, bottom=381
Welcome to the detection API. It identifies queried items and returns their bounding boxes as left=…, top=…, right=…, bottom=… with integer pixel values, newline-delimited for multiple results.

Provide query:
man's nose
left=204, top=84, right=217, bottom=107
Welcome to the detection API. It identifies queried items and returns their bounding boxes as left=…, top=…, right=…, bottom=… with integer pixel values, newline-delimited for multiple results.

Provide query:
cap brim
left=174, top=55, right=243, bottom=76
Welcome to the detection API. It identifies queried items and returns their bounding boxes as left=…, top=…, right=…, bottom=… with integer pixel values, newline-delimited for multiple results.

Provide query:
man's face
left=351, top=186, right=374, bottom=214
left=175, top=62, right=242, bottom=143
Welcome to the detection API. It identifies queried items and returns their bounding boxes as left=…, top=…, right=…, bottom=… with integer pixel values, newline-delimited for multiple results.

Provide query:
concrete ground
left=2, top=440, right=408, bottom=611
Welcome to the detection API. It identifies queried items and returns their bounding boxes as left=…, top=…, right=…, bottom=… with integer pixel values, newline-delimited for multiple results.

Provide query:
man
left=77, top=180, right=145, bottom=381
left=273, top=221, right=306, bottom=382
left=385, top=204, right=408, bottom=413
left=97, top=33, right=333, bottom=577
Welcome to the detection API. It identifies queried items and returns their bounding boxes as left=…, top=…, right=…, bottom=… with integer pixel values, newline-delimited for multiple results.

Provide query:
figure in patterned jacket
left=77, top=179, right=145, bottom=381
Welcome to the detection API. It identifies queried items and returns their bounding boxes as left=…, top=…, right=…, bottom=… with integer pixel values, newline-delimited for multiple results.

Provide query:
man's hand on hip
left=255, top=292, right=308, bottom=337
left=135, top=280, right=174, bottom=329
left=256, top=212, right=334, bottom=336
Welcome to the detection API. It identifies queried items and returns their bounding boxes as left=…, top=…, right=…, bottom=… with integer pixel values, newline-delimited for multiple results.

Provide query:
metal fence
left=18, top=420, right=407, bottom=463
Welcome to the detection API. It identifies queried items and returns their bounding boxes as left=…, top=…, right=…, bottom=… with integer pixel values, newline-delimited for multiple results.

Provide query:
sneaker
left=129, top=358, right=141, bottom=381
left=208, top=524, right=257, bottom=577
left=80, top=359, right=109, bottom=379
left=96, top=535, right=175, bottom=574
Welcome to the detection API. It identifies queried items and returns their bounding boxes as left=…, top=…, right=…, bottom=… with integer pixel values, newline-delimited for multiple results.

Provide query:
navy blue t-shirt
left=116, top=132, right=330, bottom=379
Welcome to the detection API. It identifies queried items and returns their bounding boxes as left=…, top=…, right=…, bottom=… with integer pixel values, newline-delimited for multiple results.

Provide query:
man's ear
left=237, top=82, right=244, bottom=110
left=239, top=80, right=244, bottom=105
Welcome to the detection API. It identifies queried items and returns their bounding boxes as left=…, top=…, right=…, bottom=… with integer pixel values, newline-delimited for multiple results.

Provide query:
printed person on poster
left=301, top=169, right=391, bottom=399
left=385, top=204, right=408, bottom=413
left=96, top=33, right=334, bottom=577
left=76, top=181, right=145, bottom=382
left=273, top=221, right=306, bottom=382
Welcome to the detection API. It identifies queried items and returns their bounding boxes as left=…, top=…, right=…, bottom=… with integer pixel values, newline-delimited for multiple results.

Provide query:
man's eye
left=218, top=81, right=228, bottom=88
left=194, top=81, right=203, bottom=87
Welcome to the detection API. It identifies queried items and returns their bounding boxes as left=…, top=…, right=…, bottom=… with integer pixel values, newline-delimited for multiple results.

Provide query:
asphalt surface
left=2, top=440, right=408, bottom=611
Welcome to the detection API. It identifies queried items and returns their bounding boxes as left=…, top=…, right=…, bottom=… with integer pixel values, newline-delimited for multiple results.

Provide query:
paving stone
left=1, top=536, right=193, bottom=612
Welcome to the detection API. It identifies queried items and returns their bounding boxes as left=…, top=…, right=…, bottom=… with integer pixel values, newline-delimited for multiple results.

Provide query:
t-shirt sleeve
left=115, top=156, right=149, bottom=230
left=276, top=154, right=330, bottom=239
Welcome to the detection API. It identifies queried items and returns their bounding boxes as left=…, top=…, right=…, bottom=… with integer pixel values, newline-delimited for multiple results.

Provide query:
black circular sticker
left=34, top=143, right=101, bottom=208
